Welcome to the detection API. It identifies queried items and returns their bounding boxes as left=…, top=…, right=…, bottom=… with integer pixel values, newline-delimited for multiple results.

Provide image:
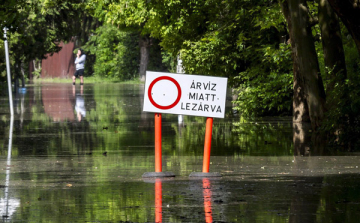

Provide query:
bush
left=83, top=25, right=140, bottom=80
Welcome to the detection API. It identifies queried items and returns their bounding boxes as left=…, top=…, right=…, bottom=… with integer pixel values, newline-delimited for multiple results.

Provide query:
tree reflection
left=2, top=84, right=360, bottom=222
left=291, top=123, right=326, bottom=222
left=172, top=116, right=294, bottom=156
left=288, top=177, right=323, bottom=223
left=293, top=122, right=327, bottom=156
left=293, top=122, right=312, bottom=156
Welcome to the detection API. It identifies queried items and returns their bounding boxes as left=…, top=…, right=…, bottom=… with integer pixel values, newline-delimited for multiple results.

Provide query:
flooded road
left=1, top=83, right=360, bottom=222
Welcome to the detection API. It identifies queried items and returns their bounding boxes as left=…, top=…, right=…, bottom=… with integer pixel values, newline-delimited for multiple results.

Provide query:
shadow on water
left=0, top=83, right=360, bottom=222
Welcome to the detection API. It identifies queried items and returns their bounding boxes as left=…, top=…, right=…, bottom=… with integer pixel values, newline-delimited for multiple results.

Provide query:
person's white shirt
left=75, top=54, right=86, bottom=70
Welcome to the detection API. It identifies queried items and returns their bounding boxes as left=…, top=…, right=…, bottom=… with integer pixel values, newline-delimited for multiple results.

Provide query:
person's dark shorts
left=74, top=69, right=84, bottom=77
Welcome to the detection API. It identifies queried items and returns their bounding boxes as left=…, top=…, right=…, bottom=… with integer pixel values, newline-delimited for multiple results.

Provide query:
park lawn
left=33, top=76, right=143, bottom=84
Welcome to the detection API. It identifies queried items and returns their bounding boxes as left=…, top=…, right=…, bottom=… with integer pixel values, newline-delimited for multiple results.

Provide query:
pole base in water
left=142, top=172, right=175, bottom=178
left=189, top=172, right=222, bottom=178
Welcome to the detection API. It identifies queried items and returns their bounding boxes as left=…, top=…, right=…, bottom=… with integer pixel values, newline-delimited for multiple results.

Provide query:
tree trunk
left=79, top=14, right=87, bottom=46
left=288, top=0, right=326, bottom=130
left=87, top=16, right=93, bottom=38
left=139, top=35, right=151, bottom=82
left=321, top=0, right=353, bottom=148
left=327, top=0, right=360, bottom=55
left=319, top=0, right=347, bottom=93
left=33, top=59, right=36, bottom=72
left=280, top=0, right=310, bottom=124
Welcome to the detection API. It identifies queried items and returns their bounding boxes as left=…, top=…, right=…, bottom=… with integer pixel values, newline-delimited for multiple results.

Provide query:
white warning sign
left=143, top=71, right=228, bottom=118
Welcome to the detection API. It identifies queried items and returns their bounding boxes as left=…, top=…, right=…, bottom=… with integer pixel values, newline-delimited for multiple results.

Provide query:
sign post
left=155, top=113, right=162, bottom=172
left=4, top=28, right=14, bottom=116
left=203, top=117, right=213, bottom=173
left=142, top=71, right=227, bottom=178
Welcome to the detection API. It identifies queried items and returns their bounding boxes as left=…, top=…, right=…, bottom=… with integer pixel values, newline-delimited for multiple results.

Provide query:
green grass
left=32, top=76, right=143, bottom=84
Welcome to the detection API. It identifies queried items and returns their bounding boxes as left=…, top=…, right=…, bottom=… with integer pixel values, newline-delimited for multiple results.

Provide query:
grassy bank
left=32, top=76, right=143, bottom=84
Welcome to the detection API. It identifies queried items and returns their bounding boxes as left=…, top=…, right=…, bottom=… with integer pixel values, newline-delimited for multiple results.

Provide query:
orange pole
left=155, top=179, right=162, bottom=223
left=203, top=178, right=213, bottom=223
left=155, top=113, right=162, bottom=172
left=202, top=117, right=213, bottom=173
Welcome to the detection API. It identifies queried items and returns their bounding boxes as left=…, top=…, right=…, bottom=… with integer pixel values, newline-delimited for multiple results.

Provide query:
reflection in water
left=293, top=122, right=327, bottom=156
left=202, top=178, right=213, bottom=223
left=155, top=179, right=162, bottom=223
left=1, top=83, right=360, bottom=222
left=139, top=84, right=152, bottom=130
left=42, top=85, right=75, bottom=121
left=73, top=85, right=86, bottom=122
left=1, top=117, right=20, bottom=220
left=293, top=122, right=311, bottom=156
left=291, top=122, right=326, bottom=222
left=288, top=176, right=323, bottom=223
left=178, top=115, right=183, bottom=126
left=14, top=89, right=26, bottom=128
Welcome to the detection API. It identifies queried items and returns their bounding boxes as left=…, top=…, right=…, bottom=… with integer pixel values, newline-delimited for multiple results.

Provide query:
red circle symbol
left=148, top=76, right=182, bottom=110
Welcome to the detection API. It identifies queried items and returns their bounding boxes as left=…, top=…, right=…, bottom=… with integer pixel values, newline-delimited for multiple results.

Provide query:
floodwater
left=1, top=83, right=360, bottom=222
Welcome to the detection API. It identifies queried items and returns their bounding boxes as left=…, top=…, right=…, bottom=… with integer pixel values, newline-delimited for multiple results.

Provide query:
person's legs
left=79, top=69, right=84, bottom=85
left=73, top=70, right=79, bottom=85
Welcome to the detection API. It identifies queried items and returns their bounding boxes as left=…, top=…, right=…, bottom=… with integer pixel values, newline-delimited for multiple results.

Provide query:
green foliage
left=147, top=38, right=171, bottom=72
left=234, top=44, right=293, bottom=117
left=12, top=0, right=82, bottom=60
left=0, top=39, right=6, bottom=82
left=0, top=0, right=28, bottom=36
left=83, top=24, right=140, bottom=80
left=0, top=0, right=86, bottom=84
left=232, top=116, right=293, bottom=155
left=83, top=24, right=172, bottom=79
left=148, top=0, right=292, bottom=116
left=161, top=51, right=177, bottom=73
left=320, top=26, right=360, bottom=150
left=32, top=68, right=42, bottom=78
left=87, top=0, right=148, bottom=31
left=6, top=0, right=360, bottom=141
left=321, top=76, right=360, bottom=150
left=85, top=0, right=294, bottom=117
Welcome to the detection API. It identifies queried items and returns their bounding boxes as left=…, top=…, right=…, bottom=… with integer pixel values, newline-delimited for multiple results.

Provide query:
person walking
left=73, top=48, right=86, bottom=85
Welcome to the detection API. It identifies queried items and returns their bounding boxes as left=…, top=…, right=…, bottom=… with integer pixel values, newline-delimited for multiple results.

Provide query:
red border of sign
left=148, top=76, right=182, bottom=110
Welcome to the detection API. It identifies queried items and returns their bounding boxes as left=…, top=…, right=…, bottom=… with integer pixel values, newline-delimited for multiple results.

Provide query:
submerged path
left=0, top=83, right=359, bottom=222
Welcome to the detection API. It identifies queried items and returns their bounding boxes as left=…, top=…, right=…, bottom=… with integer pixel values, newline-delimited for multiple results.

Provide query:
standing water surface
left=0, top=83, right=360, bottom=222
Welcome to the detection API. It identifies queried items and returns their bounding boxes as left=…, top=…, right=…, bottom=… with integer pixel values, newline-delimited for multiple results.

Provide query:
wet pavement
left=1, top=83, right=360, bottom=222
